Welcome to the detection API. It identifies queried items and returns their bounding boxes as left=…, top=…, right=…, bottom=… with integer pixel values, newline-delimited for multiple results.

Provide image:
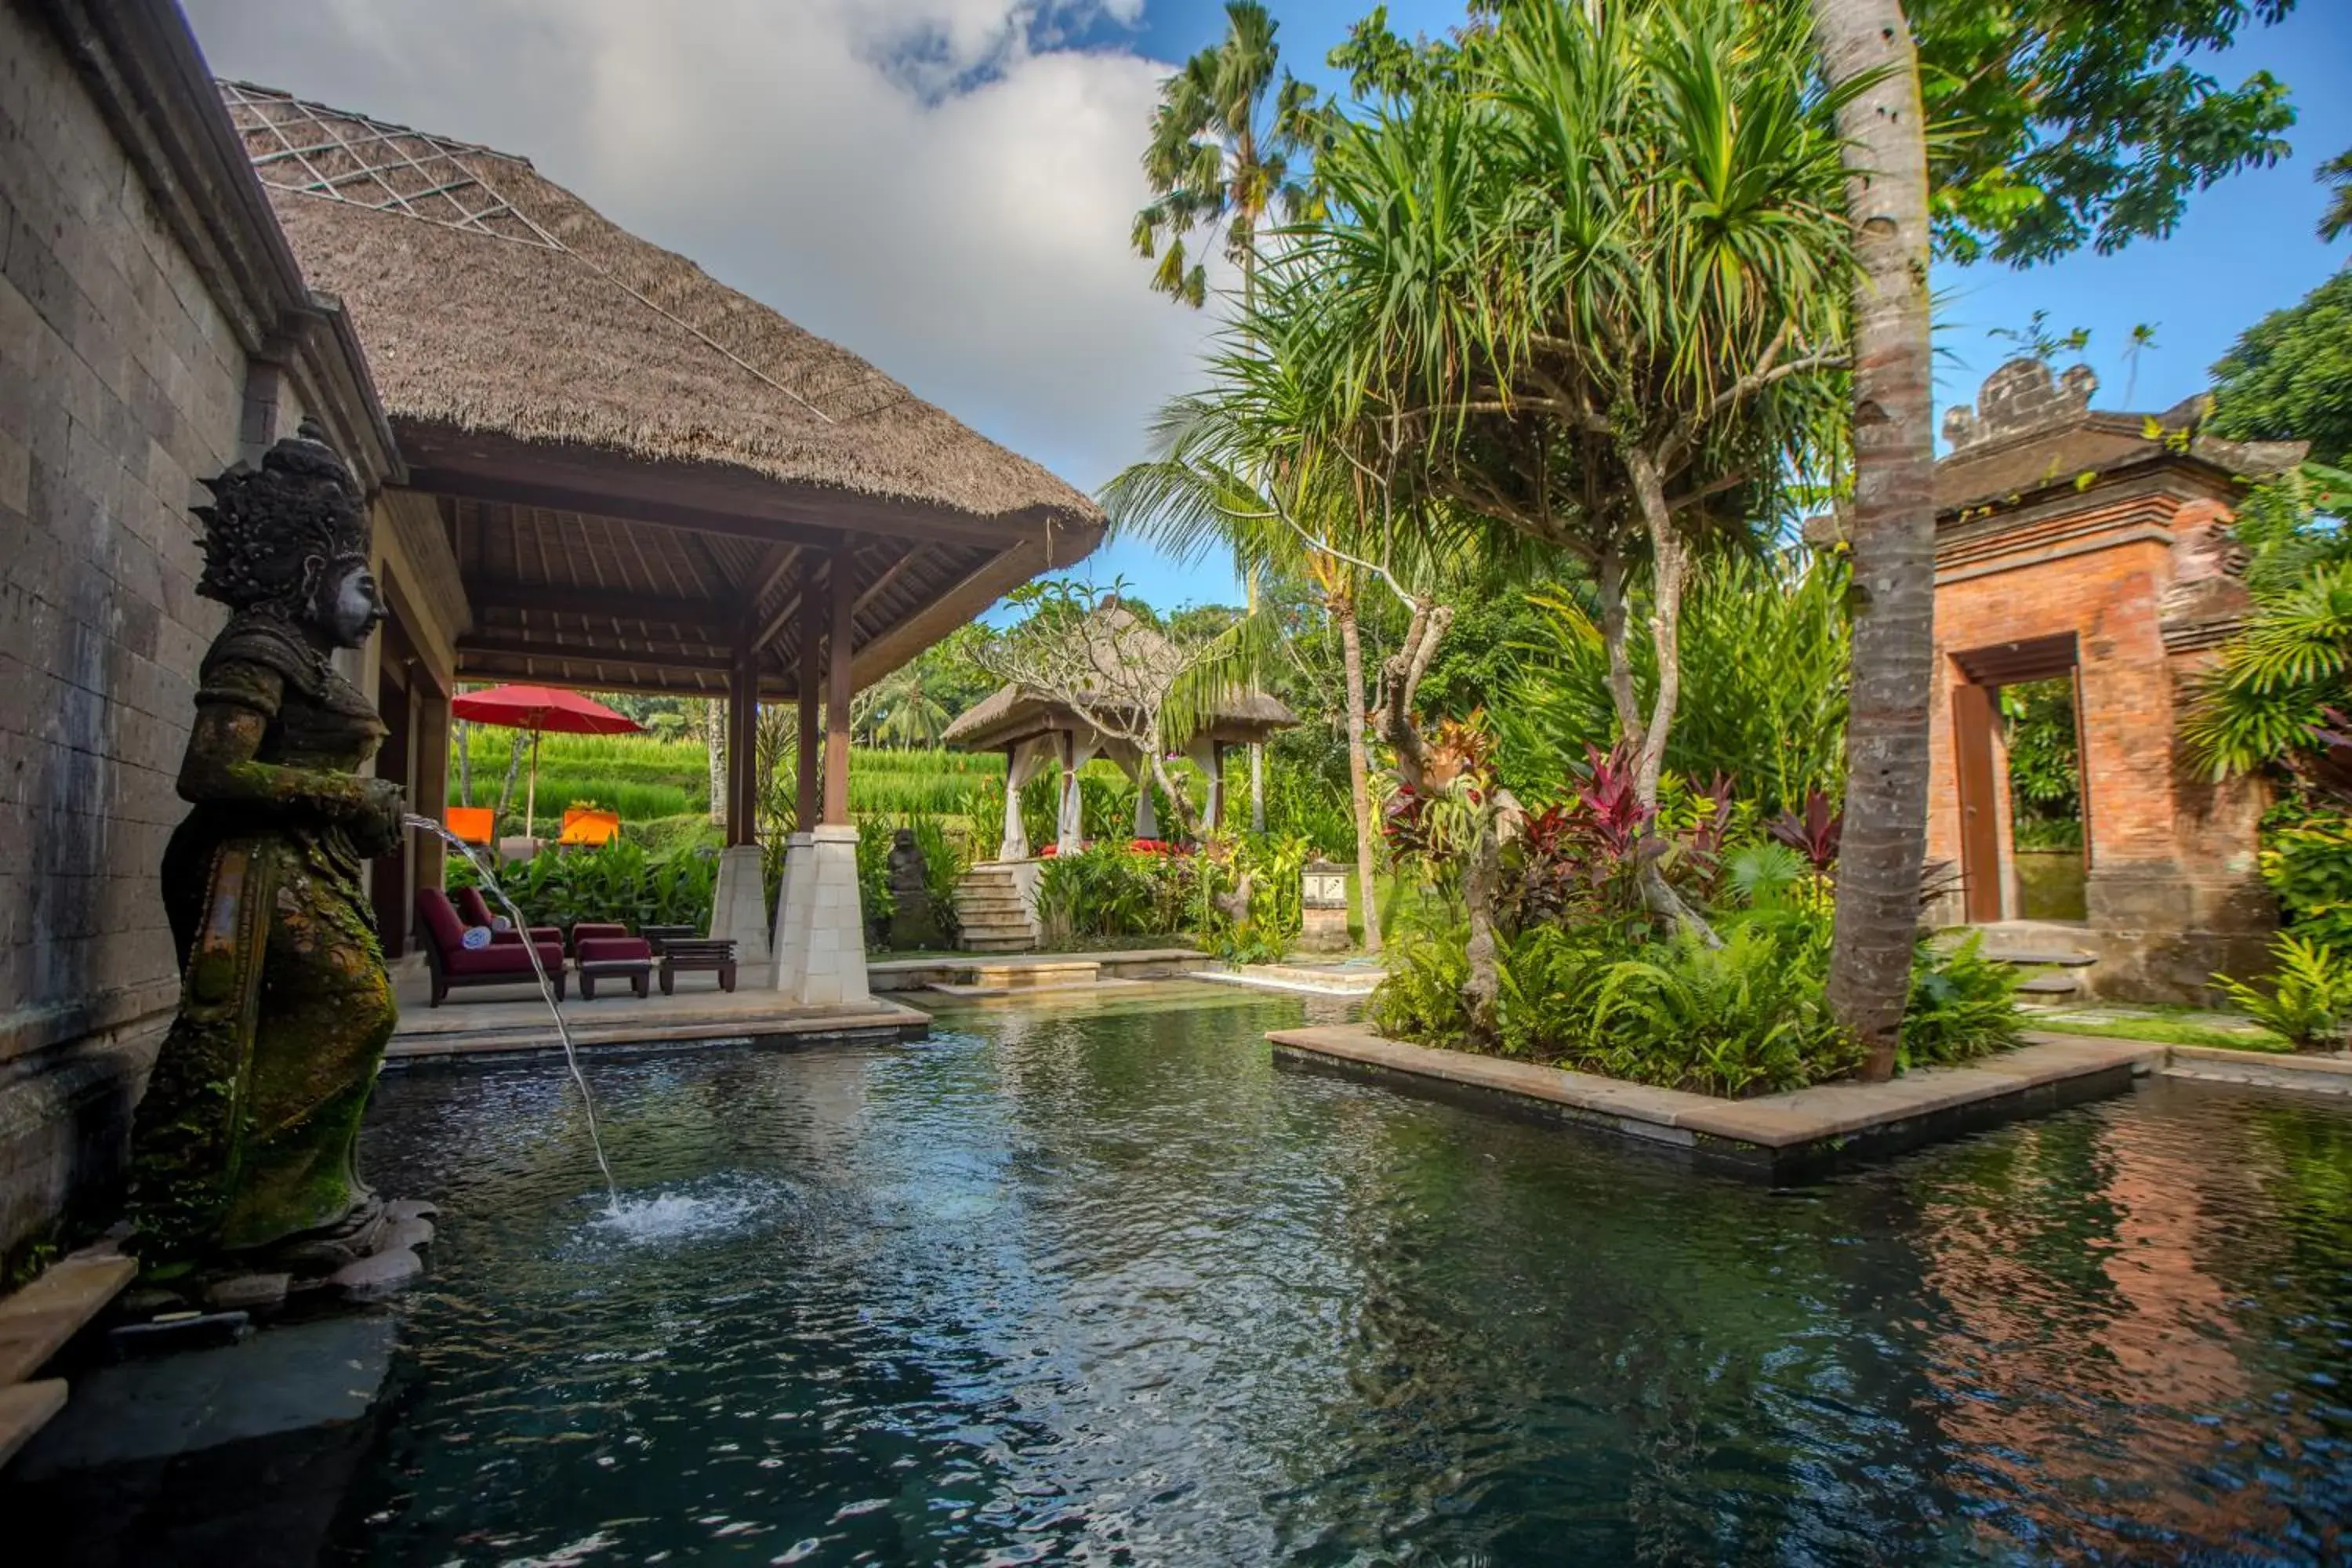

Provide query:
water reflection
left=336, top=1005, right=2352, bottom=1566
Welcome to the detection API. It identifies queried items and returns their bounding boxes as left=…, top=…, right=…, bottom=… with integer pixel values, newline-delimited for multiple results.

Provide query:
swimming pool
left=336, top=997, right=2352, bottom=1563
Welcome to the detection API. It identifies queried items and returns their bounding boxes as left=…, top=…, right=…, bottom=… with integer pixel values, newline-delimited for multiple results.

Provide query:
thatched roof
left=219, top=82, right=1103, bottom=696
left=942, top=604, right=1295, bottom=752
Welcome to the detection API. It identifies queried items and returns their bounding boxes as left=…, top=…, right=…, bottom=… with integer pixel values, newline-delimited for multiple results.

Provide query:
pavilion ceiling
left=442, top=493, right=993, bottom=699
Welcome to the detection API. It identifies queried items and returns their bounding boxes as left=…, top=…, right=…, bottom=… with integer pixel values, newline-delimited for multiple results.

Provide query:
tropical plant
left=855, top=819, right=898, bottom=942
left=1902, top=935, right=2027, bottom=1069
left=2214, top=934, right=2352, bottom=1051
left=2258, top=807, right=2352, bottom=953
left=1132, top=0, right=1321, bottom=312
left=906, top=814, right=971, bottom=947
left=452, top=839, right=719, bottom=934
left=2321, top=147, right=2352, bottom=245
left=1501, top=552, right=1852, bottom=818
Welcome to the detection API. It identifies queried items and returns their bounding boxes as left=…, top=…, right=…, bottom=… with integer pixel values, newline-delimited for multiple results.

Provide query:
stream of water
left=405, top=815, right=619, bottom=1212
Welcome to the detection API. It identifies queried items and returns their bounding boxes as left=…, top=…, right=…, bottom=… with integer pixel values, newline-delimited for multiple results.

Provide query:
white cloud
left=181, top=0, right=1231, bottom=496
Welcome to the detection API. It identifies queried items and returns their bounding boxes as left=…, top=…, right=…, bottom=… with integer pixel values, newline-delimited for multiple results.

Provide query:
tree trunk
left=705, top=699, right=728, bottom=827
left=1463, top=821, right=1502, bottom=1036
left=1595, top=546, right=1642, bottom=745
left=494, top=731, right=525, bottom=819
left=456, top=718, right=474, bottom=808
left=1338, top=591, right=1382, bottom=954
left=1810, top=0, right=1936, bottom=1082
left=1624, top=447, right=1688, bottom=812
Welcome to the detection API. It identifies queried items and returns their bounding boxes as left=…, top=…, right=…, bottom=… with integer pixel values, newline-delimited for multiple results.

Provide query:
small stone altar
left=886, top=829, right=945, bottom=950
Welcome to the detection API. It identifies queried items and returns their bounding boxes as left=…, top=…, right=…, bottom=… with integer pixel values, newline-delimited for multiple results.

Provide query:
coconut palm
left=1802, top=0, right=1935, bottom=1078
left=1131, top=0, right=1321, bottom=314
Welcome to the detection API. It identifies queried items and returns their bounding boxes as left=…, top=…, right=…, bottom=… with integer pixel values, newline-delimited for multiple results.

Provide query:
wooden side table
left=659, top=938, right=739, bottom=995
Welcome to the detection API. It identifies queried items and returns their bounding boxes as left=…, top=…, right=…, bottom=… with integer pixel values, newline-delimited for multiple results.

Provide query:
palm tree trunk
left=705, top=699, right=727, bottom=827
left=1595, top=546, right=1642, bottom=744
left=1809, top=0, right=1936, bottom=1082
left=1338, top=591, right=1381, bottom=954
left=456, top=717, right=474, bottom=808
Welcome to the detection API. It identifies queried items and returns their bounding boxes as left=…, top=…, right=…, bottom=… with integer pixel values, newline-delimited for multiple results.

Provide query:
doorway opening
left=2000, top=677, right=2088, bottom=920
left=1950, top=633, right=2089, bottom=924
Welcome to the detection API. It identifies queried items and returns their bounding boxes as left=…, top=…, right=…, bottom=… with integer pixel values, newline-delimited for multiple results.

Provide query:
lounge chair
left=452, top=885, right=562, bottom=950
left=416, top=888, right=567, bottom=1006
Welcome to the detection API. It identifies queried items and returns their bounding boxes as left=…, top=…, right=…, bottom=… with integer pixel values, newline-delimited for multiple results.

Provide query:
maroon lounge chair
left=452, top=885, right=562, bottom=951
left=416, top=888, right=568, bottom=1006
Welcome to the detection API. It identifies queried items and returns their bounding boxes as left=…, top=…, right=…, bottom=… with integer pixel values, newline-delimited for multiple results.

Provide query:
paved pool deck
left=1266, top=1024, right=2170, bottom=1178
left=387, top=973, right=929, bottom=1062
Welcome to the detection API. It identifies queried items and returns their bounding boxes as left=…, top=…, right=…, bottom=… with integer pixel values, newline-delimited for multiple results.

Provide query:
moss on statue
left=126, top=423, right=407, bottom=1271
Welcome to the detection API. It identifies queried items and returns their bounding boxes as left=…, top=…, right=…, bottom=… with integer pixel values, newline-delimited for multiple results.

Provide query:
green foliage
left=1036, top=844, right=1195, bottom=941
left=1200, top=833, right=1309, bottom=963
left=2213, top=934, right=2352, bottom=1049
left=453, top=840, right=718, bottom=934
left=2210, top=268, right=2352, bottom=467
left=1367, top=907, right=1475, bottom=1049
left=2001, top=676, right=2083, bottom=849
left=1913, top=0, right=2296, bottom=266
left=856, top=819, right=898, bottom=936
left=1903, top=935, right=2029, bottom=1069
left=2259, top=808, right=2352, bottom=952
left=1500, top=554, right=1851, bottom=818
left=905, top=815, right=971, bottom=947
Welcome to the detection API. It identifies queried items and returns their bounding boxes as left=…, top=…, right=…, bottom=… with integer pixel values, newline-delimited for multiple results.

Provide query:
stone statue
left=128, top=421, right=406, bottom=1273
left=886, top=828, right=944, bottom=949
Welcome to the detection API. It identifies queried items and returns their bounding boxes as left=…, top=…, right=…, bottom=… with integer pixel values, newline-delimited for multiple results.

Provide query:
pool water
left=335, top=997, right=2352, bottom=1565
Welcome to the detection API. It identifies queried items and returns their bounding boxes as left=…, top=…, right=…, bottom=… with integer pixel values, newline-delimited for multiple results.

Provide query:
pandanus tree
left=1279, top=0, right=1856, bottom=930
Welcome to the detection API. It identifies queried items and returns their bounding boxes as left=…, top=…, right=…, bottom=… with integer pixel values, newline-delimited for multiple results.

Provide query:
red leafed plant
left=1767, top=790, right=1843, bottom=871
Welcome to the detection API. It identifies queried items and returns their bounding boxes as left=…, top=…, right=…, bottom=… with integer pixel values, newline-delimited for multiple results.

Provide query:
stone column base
left=710, top=844, right=775, bottom=980
left=771, top=825, right=870, bottom=1006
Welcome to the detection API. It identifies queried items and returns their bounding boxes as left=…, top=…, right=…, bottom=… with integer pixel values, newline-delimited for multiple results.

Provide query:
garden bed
left=1267, top=1023, right=2161, bottom=1179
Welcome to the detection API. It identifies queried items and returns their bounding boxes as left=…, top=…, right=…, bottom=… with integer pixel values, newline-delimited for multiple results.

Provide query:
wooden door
left=1951, top=682, right=2003, bottom=923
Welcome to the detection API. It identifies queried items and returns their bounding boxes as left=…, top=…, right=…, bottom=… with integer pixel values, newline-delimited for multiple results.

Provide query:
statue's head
left=194, top=419, right=383, bottom=649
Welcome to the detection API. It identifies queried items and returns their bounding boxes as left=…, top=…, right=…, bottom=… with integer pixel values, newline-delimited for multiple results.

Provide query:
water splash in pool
left=406, top=815, right=620, bottom=1213
left=589, top=1177, right=793, bottom=1245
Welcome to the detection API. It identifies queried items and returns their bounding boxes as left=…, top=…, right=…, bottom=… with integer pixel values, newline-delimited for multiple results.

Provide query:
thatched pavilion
left=220, top=82, right=1104, bottom=1006
left=941, top=604, right=1294, bottom=859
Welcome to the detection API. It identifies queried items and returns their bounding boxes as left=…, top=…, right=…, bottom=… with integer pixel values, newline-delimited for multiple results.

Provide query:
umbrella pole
left=526, top=728, right=540, bottom=842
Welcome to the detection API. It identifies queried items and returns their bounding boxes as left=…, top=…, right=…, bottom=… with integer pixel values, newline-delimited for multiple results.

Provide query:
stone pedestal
left=771, top=826, right=870, bottom=1006
left=709, top=844, right=775, bottom=981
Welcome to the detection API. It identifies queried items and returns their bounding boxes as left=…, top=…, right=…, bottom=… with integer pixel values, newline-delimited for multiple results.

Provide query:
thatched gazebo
left=941, top=604, right=1294, bottom=859
left=221, top=82, right=1104, bottom=1007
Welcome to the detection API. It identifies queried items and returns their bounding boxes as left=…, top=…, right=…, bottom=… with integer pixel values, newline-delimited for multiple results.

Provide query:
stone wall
left=0, top=2, right=262, bottom=1259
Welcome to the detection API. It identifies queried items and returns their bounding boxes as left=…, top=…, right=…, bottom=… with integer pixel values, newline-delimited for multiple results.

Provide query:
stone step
left=2017, top=973, right=2083, bottom=996
left=968, top=960, right=1100, bottom=989
left=927, top=975, right=1138, bottom=1000
left=0, top=1378, right=67, bottom=1472
left=956, top=892, right=1031, bottom=911
left=957, top=870, right=1021, bottom=887
left=1984, top=949, right=2099, bottom=967
left=0, top=1248, right=136, bottom=1385
left=959, top=935, right=1036, bottom=953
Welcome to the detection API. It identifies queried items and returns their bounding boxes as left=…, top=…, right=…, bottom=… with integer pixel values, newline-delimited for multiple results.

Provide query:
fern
left=2214, top=935, right=2352, bottom=1050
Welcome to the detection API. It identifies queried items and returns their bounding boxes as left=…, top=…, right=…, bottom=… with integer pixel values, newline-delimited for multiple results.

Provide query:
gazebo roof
left=220, top=82, right=1103, bottom=695
left=941, top=606, right=1296, bottom=753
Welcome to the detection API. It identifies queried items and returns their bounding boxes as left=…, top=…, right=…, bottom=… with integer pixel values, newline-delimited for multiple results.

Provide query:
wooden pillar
left=797, top=554, right=822, bottom=833
left=823, top=549, right=856, bottom=825
left=727, top=618, right=759, bottom=847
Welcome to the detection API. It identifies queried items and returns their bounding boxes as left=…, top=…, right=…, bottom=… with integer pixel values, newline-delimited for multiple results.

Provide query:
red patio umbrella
left=451, top=684, right=643, bottom=840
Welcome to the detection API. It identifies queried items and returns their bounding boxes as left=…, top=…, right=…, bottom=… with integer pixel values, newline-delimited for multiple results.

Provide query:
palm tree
left=1806, top=0, right=1936, bottom=1081
left=1132, top=0, right=1320, bottom=314
left=2319, top=147, right=2352, bottom=244
left=1134, top=0, right=1322, bottom=834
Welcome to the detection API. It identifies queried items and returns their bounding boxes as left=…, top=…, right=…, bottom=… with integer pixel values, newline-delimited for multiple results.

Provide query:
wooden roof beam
left=467, top=580, right=735, bottom=626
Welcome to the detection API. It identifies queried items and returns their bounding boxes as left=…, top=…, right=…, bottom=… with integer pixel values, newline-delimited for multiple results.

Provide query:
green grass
left=449, top=736, right=1006, bottom=824
left=2022, top=1013, right=2291, bottom=1052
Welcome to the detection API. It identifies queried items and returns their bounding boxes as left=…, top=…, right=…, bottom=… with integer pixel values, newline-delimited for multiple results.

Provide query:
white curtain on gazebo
left=1057, top=731, right=1101, bottom=853
left=1000, top=736, right=1054, bottom=860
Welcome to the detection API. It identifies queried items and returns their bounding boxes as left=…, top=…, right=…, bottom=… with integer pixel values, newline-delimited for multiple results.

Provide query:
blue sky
left=1077, top=0, right=2352, bottom=607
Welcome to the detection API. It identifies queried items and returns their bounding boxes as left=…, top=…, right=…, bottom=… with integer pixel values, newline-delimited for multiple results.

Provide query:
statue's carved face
left=317, top=561, right=387, bottom=649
